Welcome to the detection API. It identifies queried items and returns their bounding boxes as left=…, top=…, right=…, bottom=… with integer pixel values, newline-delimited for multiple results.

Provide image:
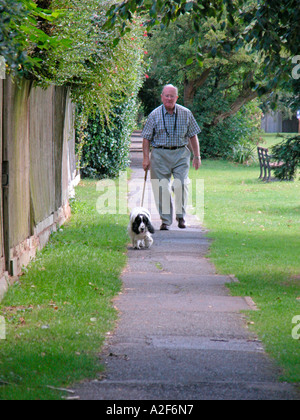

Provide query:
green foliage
left=105, top=0, right=228, bottom=33
left=197, top=110, right=260, bottom=162
left=107, top=0, right=300, bottom=109
left=0, top=0, right=67, bottom=77
left=79, top=97, right=137, bottom=179
left=140, top=16, right=263, bottom=160
left=2, top=1, right=147, bottom=178
left=241, top=1, right=300, bottom=110
left=44, top=1, right=146, bottom=178
left=195, top=98, right=262, bottom=161
left=272, top=136, right=300, bottom=181
left=47, top=1, right=145, bottom=116
left=0, top=0, right=28, bottom=73
left=68, top=2, right=147, bottom=178
left=1, top=1, right=146, bottom=119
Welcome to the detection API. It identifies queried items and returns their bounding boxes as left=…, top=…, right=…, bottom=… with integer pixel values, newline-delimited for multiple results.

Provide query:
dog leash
left=141, top=169, right=149, bottom=208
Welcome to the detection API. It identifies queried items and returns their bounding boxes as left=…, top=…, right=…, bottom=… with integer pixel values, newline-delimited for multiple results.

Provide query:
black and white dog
left=128, top=207, right=155, bottom=250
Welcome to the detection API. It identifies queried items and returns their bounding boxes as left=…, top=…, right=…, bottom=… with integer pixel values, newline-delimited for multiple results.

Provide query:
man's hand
left=143, top=158, right=151, bottom=171
left=189, top=135, right=201, bottom=171
left=193, top=157, right=202, bottom=170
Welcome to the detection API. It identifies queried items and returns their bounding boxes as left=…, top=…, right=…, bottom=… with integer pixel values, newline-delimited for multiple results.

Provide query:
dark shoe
left=178, top=218, right=186, bottom=229
left=160, top=223, right=169, bottom=231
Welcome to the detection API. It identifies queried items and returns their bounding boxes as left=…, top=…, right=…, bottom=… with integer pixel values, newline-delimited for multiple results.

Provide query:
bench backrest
left=257, top=147, right=271, bottom=165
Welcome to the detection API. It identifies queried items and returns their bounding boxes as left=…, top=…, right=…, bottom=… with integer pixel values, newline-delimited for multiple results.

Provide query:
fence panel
left=0, top=80, right=4, bottom=275
left=2, top=78, right=32, bottom=250
left=29, top=85, right=56, bottom=229
left=53, top=86, right=68, bottom=210
left=0, top=79, right=76, bottom=280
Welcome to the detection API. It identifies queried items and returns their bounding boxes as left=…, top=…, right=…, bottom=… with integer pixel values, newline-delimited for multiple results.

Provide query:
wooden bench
left=257, top=147, right=284, bottom=182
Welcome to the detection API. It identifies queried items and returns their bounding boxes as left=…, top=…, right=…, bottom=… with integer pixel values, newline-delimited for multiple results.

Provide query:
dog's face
left=132, top=214, right=150, bottom=235
left=128, top=208, right=155, bottom=249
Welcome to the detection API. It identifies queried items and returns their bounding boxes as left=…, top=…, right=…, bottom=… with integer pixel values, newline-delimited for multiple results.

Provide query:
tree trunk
left=183, top=68, right=212, bottom=107
left=212, top=89, right=259, bottom=126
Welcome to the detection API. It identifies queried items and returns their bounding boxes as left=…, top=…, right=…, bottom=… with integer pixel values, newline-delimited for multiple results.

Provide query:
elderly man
left=142, top=84, right=201, bottom=230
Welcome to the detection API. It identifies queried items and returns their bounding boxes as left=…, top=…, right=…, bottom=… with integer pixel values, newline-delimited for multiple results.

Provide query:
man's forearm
left=189, top=135, right=200, bottom=157
left=143, top=138, right=150, bottom=160
left=190, top=135, right=201, bottom=170
left=143, top=139, right=151, bottom=171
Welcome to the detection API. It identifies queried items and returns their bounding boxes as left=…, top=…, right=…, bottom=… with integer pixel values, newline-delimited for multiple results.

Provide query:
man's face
left=161, top=87, right=178, bottom=112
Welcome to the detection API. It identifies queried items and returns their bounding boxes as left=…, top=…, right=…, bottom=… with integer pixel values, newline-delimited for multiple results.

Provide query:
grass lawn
left=0, top=178, right=129, bottom=400
left=258, top=132, right=297, bottom=149
left=190, top=146, right=300, bottom=383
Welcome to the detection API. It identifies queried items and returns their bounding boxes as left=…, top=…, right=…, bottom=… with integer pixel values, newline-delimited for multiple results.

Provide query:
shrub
left=272, top=136, right=300, bottom=181
left=78, top=97, right=137, bottom=179
left=197, top=101, right=262, bottom=161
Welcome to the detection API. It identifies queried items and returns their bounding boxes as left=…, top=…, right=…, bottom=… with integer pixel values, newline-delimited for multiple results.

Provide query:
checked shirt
left=142, top=104, right=201, bottom=148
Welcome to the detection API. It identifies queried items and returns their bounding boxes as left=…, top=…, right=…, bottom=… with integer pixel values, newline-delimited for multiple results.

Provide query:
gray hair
left=162, top=84, right=179, bottom=96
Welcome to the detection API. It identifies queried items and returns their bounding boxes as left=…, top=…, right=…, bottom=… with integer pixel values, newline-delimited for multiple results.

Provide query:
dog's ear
left=145, top=217, right=155, bottom=234
left=132, top=215, right=141, bottom=235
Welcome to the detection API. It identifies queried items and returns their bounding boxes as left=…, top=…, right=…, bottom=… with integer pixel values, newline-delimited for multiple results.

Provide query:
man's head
left=161, top=84, right=179, bottom=113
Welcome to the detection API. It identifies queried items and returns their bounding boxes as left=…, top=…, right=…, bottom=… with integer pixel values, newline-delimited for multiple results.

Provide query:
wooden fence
left=0, top=77, right=78, bottom=296
left=261, top=111, right=298, bottom=133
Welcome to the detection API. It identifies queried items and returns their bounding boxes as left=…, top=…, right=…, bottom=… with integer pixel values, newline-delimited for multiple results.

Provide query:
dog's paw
left=133, top=241, right=143, bottom=250
left=144, top=236, right=154, bottom=249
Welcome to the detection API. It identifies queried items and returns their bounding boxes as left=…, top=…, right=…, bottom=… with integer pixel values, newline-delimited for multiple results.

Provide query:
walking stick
left=141, top=169, right=149, bottom=208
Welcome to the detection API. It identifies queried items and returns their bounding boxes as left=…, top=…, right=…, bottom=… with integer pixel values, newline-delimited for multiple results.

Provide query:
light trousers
left=150, top=146, right=191, bottom=226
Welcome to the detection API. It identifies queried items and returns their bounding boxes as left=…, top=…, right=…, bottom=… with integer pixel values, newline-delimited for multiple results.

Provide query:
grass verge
left=0, top=178, right=129, bottom=400
left=190, top=157, right=300, bottom=383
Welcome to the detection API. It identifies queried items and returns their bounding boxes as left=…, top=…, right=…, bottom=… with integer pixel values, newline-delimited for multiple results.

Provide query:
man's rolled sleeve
left=187, top=113, right=201, bottom=139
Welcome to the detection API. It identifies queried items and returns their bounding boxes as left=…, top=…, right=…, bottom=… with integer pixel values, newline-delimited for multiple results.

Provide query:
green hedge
left=79, top=98, right=137, bottom=179
left=196, top=101, right=262, bottom=162
left=272, top=136, right=300, bottom=181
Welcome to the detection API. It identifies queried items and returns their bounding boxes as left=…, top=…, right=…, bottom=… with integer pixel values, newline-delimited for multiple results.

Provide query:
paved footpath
left=75, top=133, right=299, bottom=400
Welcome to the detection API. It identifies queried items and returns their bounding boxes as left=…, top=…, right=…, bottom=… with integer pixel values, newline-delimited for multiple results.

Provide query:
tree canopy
left=106, top=0, right=300, bottom=109
left=1, top=0, right=147, bottom=117
left=140, top=14, right=263, bottom=159
left=48, top=0, right=146, bottom=116
left=144, top=14, right=261, bottom=118
left=0, top=0, right=65, bottom=77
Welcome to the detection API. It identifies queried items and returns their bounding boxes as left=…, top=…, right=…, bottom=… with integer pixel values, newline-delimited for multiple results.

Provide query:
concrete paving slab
left=75, top=380, right=298, bottom=401
left=99, top=348, right=279, bottom=385
left=126, top=254, right=216, bottom=275
left=121, top=273, right=233, bottom=296
left=117, top=293, right=252, bottom=313
left=150, top=336, right=265, bottom=352
left=111, top=311, right=254, bottom=340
